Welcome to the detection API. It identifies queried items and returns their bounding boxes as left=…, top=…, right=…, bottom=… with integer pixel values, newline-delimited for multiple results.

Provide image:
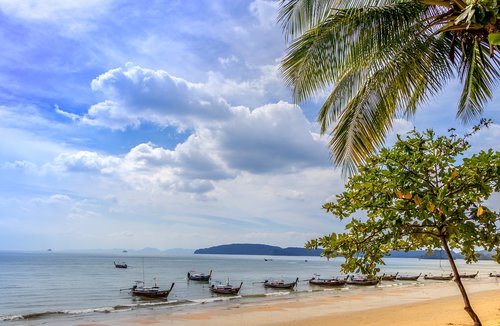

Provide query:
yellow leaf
left=414, top=195, right=422, bottom=206
left=397, top=191, right=403, bottom=199
left=427, top=202, right=435, bottom=213
left=404, top=192, right=412, bottom=200
left=477, top=206, right=484, bottom=217
left=451, top=170, right=458, bottom=178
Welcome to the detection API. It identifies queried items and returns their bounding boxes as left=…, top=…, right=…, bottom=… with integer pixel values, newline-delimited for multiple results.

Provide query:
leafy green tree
left=279, top=0, right=500, bottom=174
left=307, top=123, right=499, bottom=326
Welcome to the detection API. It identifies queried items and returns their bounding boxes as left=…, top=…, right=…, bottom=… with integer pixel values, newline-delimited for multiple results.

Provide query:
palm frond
left=279, top=0, right=499, bottom=173
left=328, top=35, right=455, bottom=174
left=457, top=39, right=500, bottom=123
left=281, top=2, right=427, bottom=103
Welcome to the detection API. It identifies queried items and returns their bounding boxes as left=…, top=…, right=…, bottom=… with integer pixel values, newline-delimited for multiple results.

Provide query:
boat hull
left=132, top=289, right=171, bottom=298
left=187, top=270, right=212, bottom=282
left=209, top=282, right=243, bottom=295
left=131, top=282, right=175, bottom=299
left=346, top=280, right=379, bottom=286
left=264, top=278, right=298, bottom=289
left=424, top=274, right=453, bottom=281
left=309, top=278, right=346, bottom=287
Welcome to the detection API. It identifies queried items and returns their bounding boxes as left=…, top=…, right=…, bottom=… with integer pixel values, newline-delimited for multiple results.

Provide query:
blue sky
left=0, top=0, right=499, bottom=251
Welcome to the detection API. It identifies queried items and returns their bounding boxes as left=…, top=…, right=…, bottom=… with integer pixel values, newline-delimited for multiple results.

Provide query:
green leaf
left=488, top=33, right=500, bottom=45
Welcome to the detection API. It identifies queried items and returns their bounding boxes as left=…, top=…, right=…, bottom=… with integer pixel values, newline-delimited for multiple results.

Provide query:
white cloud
left=48, top=100, right=331, bottom=195
left=0, top=0, right=112, bottom=35
left=249, top=0, right=279, bottom=29
left=52, top=64, right=330, bottom=192
left=218, top=55, right=239, bottom=66
left=85, top=63, right=232, bottom=130
left=471, top=123, right=500, bottom=152
left=54, top=151, right=121, bottom=174
left=205, top=64, right=290, bottom=107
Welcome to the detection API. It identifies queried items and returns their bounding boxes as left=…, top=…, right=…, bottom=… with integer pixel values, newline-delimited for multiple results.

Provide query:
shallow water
left=0, top=251, right=498, bottom=325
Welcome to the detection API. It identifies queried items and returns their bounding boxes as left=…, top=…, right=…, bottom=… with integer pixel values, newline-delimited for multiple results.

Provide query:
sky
left=0, top=0, right=499, bottom=251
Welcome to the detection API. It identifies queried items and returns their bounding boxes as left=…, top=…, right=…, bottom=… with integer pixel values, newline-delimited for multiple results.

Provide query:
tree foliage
left=279, top=0, right=500, bottom=174
left=306, top=122, right=500, bottom=275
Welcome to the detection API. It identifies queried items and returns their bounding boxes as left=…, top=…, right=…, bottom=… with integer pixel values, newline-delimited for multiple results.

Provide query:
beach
left=97, top=280, right=500, bottom=326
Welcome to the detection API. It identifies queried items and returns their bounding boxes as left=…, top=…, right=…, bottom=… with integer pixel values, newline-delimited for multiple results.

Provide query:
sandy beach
left=81, top=279, right=500, bottom=326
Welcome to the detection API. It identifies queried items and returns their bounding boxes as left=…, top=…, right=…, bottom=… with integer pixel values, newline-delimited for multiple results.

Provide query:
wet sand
left=80, top=280, right=500, bottom=326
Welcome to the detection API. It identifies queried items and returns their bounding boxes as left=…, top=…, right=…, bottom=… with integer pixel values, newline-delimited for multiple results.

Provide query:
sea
left=0, top=251, right=499, bottom=325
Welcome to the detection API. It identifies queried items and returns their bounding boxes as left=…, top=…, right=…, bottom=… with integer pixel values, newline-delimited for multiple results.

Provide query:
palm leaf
left=457, top=39, right=500, bottom=123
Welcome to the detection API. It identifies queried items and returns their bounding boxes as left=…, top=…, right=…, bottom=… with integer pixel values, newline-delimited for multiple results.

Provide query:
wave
left=0, top=299, right=193, bottom=322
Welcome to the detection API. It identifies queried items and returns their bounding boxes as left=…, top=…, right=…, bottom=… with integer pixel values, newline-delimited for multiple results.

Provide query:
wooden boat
left=114, top=261, right=128, bottom=269
left=458, top=271, right=478, bottom=279
left=396, top=273, right=421, bottom=281
left=187, top=270, right=212, bottom=281
left=264, top=277, right=299, bottom=289
left=131, top=280, right=175, bottom=299
left=309, top=276, right=347, bottom=287
left=381, top=272, right=398, bottom=281
left=209, top=280, right=243, bottom=295
left=423, top=273, right=453, bottom=280
left=489, top=273, right=500, bottom=278
left=346, top=275, right=380, bottom=286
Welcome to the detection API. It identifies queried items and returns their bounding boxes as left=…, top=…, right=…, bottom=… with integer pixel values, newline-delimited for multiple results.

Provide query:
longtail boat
left=424, top=273, right=453, bottom=281
left=264, top=277, right=299, bottom=289
left=381, top=272, right=399, bottom=281
left=187, top=270, right=212, bottom=281
left=114, top=261, right=127, bottom=269
left=346, top=275, right=380, bottom=286
left=458, top=271, right=479, bottom=279
left=489, top=273, right=500, bottom=278
left=309, top=276, right=347, bottom=287
left=209, top=280, right=243, bottom=295
left=131, top=280, right=175, bottom=299
left=396, top=273, right=421, bottom=281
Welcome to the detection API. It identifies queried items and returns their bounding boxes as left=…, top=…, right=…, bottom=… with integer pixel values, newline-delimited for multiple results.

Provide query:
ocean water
left=0, top=251, right=498, bottom=325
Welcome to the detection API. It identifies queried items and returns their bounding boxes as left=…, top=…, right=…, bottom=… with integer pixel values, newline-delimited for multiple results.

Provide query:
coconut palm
left=279, top=0, right=500, bottom=175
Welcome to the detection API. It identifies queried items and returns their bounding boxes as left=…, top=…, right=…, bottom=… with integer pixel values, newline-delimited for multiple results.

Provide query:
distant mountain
left=194, top=244, right=488, bottom=260
left=387, top=249, right=464, bottom=260
left=194, top=243, right=323, bottom=256
left=136, top=247, right=163, bottom=254
left=477, top=250, right=495, bottom=260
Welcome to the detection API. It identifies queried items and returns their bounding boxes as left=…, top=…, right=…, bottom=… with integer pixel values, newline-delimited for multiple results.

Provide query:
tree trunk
left=440, top=235, right=482, bottom=326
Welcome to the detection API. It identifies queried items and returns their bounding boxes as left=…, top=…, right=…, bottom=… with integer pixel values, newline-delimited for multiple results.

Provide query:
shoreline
left=87, top=279, right=500, bottom=326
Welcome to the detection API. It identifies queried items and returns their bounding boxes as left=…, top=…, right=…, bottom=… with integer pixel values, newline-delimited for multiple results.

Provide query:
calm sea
left=0, top=251, right=498, bottom=325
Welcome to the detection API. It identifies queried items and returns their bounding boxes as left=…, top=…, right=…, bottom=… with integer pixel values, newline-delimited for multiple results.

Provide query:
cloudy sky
left=1, top=0, right=499, bottom=251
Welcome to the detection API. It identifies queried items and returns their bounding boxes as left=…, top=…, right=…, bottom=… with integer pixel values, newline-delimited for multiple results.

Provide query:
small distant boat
left=309, top=276, right=347, bottom=287
left=114, top=261, right=128, bottom=269
left=381, top=272, right=399, bottom=281
left=131, top=280, right=175, bottom=299
left=209, top=280, right=243, bottom=295
left=459, top=271, right=479, bottom=279
left=187, top=270, right=212, bottom=281
left=489, top=273, right=500, bottom=278
left=346, top=275, right=380, bottom=286
left=264, top=277, right=299, bottom=289
left=122, top=250, right=128, bottom=253
left=264, top=258, right=273, bottom=261
left=424, top=273, right=453, bottom=281
left=396, top=273, right=421, bottom=281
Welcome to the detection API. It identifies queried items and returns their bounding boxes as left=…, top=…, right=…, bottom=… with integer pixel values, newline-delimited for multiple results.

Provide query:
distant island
left=194, top=243, right=493, bottom=260
left=194, top=244, right=322, bottom=256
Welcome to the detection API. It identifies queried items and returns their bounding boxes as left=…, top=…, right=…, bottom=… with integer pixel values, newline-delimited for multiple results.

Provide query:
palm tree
left=279, top=0, right=500, bottom=175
